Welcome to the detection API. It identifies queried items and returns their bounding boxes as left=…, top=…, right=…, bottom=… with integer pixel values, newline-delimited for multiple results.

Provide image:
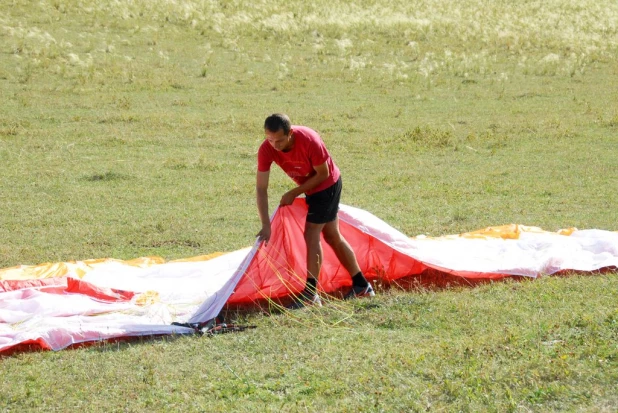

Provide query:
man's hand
left=279, top=190, right=298, bottom=206
left=256, top=224, right=272, bottom=244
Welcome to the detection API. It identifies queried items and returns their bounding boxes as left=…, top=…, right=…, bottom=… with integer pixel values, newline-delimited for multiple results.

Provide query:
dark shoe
left=344, top=282, right=375, bottom=300
left=286, top=291, right=323, bottom=309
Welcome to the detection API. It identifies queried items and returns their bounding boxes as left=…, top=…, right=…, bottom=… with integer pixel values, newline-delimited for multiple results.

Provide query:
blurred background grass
left=1, top=0, right=616, bottom=267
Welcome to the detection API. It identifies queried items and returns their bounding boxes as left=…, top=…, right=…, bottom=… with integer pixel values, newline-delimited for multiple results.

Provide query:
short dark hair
left=264, top=113, right=291, bottom=135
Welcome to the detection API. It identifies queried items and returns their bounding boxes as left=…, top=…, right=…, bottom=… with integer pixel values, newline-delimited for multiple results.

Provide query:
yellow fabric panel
left=0, top=253, right=224, bottom=281
left=460, top=224, right=544, bottom=239
left=0, top=262, right=85, bottom=281
left=134, top=290, right=160, bottom=306
left=422, top=224, right=579, bottom=240
left=170, top=252, right=224, bottom=262
left=556, top=227, right=578, bottom=236
left=123, top=257, right=167, bottom=266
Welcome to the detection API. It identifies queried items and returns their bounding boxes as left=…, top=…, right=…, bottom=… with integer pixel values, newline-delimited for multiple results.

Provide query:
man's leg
left=304, top=221, right=326, bottom=282
left=286, top=221, right=325, bottom=309
left=321, top=218, right=361, bottom=276
left=322, top=218, right=374, bottom=298
left=285, top=221, right=325, bottom=309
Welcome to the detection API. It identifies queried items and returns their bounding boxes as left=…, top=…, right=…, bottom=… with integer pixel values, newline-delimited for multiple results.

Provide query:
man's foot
left=344, top=282, right=375, bottom=300
left=286, top=290, right=323, bottom=309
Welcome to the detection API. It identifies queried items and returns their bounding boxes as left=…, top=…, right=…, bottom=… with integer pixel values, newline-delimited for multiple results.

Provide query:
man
left=256, top=113, right=374, bottom=308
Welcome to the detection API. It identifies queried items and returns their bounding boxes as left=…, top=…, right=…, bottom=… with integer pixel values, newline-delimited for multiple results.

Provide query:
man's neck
left=282, top=132, right=294, bottom=152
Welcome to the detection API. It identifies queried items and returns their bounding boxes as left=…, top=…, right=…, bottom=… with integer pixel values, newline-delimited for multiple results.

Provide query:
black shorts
left=305, top=177, right=342, bottom=224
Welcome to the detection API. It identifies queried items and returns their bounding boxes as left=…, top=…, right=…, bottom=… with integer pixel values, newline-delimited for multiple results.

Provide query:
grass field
left=1, top=0, right=617, bottom=411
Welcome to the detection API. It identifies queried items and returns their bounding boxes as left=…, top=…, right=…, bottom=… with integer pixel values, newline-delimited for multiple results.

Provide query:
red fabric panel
left=0, top=277, right=68, bottom=293
left=420, top=263, right=513, bottom=280
left=229, top=199, right=432, bottom=304
left=65, top=278, right=135, bottom=302
left=0, top=338, right=53, bottom=356
left=227, top=201, right=308, bottom=304
left=0, top=278, right=134, bottom=302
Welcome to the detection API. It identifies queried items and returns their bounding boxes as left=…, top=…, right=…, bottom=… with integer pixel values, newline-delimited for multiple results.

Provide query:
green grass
left=1, top=0, right=617, bottom=411
left=2, top=276, right=617, bottom=411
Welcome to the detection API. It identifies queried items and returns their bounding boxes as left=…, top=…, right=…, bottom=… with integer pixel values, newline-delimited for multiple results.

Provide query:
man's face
left=265, top=128, right=292, bottom=152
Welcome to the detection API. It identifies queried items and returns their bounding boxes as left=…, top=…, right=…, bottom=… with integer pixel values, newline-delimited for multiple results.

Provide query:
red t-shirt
left=257, top=125, right=341, bottom=195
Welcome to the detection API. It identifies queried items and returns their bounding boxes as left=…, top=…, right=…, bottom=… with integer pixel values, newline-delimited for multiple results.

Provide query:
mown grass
left=2, top=276, right=617, bottom=411
left=1, top=0, right=617, bottom=411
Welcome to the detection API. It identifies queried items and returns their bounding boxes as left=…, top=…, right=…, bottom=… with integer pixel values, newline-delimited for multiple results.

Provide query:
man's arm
left=256, top=170, right=271, bottom=242
left=279, top=162, right=330, bottom=206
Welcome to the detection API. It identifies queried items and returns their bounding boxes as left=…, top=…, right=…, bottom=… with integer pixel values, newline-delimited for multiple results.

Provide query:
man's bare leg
left=285, top=221, right=326, bottom=309
left=322, top=218, right=373, bottom=298
left=304, top=221, right=326, bottom=282
left=322, top=218, right=361, bottom=276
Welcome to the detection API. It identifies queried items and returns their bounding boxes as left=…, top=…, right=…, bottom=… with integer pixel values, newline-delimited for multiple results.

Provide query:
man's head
left=264, top=113, right=293, bottom=152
